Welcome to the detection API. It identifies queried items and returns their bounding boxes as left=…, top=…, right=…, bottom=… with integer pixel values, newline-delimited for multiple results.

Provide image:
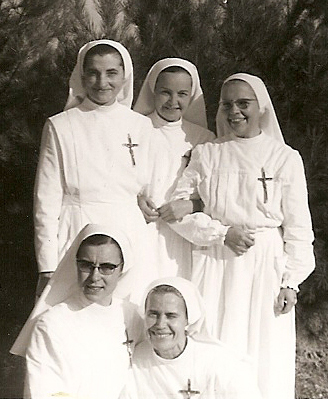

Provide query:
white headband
left=64, top=39, right=134, bottom=110
left=216, top=72, right=284, bottom=143
left=134, top=58, right=208, bottom=128
left=11, top=223, right=134, bottom=357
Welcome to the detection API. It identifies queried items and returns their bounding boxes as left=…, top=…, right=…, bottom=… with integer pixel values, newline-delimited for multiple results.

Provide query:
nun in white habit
left=34, top=39, right=157, bottom=298
left=120, top=276, right=262, bottom=399
left=12, top=224, right=144, bottom=399
left=134, top=58, right=215, bottom=279
left=166, top=73, right=315, bottom=399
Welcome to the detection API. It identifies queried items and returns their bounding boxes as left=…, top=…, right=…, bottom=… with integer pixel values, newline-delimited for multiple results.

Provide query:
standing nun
left=167, top=73, right=315, bottom=399
left=34, top=40, right=157, bottom=299
left=134, top=58, right=215, bottom=279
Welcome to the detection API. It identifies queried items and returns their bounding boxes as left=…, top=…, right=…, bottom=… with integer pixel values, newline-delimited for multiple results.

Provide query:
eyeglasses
left=76, top=259, right=123, bottom=275
left=219, top=98, right=257, bottom=111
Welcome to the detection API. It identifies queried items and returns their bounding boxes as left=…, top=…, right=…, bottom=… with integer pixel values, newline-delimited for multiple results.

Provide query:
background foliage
left=1, top=0, right=328, bottom=397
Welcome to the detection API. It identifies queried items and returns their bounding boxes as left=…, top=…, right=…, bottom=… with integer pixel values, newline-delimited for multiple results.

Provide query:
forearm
left=169, top=212, right=230, bottom=246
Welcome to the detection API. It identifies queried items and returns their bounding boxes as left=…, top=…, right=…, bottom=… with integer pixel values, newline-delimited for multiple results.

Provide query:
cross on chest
left=122, top=329, right=134, bottom=367
left=258, top=167, right=273, bottom=203
left=178, top=379, right=200, bottom=398
left=123, top=134, right=138, bottom=166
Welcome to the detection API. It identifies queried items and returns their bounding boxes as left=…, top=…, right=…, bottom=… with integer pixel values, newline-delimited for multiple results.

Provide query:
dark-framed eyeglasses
left=76, top=259, right=123, bottom=275
left=219, top=98, right=258, bottom=111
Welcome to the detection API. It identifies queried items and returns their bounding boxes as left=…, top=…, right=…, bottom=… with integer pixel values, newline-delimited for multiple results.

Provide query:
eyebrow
left=85, top=67, right=120, bottom=72
left=221, top=97, right=257, bottom=102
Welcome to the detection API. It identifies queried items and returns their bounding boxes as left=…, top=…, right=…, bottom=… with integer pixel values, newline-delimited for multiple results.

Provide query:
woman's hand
left=224, top=226, right=255, bottom=256
left=275, top=288, right=297, bottom=315
left=158, top=200, right=194, bottom=223
left=137, top=195, right=160, bottom=223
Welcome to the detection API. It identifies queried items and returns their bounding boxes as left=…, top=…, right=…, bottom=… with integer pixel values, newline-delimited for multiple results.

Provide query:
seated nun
left=13, top=224, right=143, bottom=399
left=120, top=277, right=262, bottom=399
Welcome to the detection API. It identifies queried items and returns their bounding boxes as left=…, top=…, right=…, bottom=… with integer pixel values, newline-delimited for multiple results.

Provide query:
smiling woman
left=31, top=39, right=159, bottom=304
left=119, top=276, right=262, bottom=399
left=82, top=45, right=126, bottom=106
left=219, top=80, right=261, bottom=138
left=145, top=285, right=188, bottom=359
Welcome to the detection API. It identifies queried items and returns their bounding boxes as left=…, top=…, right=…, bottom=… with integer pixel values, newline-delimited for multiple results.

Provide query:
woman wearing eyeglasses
left=166, top=73, right=315, bottom=399
left=11, top=224, right=143, bottom=399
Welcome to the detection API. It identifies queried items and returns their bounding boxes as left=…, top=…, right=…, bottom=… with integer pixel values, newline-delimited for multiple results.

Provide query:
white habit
left=120, top=337, right=261, bottom=399
left=146, top=112, right=214, bottom=278
left=134, top=58, right=215, bottom=279
left=170, top=133, right=315, bottom=399
left=25, top=292, right=142, bottom=399
left=34, top=98, right=156, bottom=281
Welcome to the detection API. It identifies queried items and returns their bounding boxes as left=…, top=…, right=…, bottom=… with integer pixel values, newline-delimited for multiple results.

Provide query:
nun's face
left=77, top=241, right=123, bottom=306
left=82, top=53, right=125, bottom=106
left=145, top=292, right=188, bottom=359
left=154, top=71, right=192, bottom=122
left=220, top=80, right=261, bottom=138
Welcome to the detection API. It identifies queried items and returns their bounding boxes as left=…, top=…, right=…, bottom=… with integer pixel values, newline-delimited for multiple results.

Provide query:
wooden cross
left=123, top=134, right=138, bottom=166
left=178, top=379, right=200, bottom=398
left=257, top=167, right=272, bottom=203
left=122, top=329, right=134, bottom=367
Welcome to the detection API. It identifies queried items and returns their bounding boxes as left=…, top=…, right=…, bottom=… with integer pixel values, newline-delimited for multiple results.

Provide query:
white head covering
left=11, top=223, right=134, bottom=357
left=216, top=72, right=284, bottom=143
left=139, top=277, right=210, bottom=340
left=134, top=58, right=208, bottom=128
left=64, top=39, right=134, bottom=110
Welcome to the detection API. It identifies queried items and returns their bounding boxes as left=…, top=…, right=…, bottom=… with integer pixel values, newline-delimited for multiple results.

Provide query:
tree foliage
left=1, top=0, right=328, bottom=301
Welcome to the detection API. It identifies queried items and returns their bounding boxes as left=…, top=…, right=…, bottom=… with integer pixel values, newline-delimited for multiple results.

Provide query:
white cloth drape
left=65, top=39, right=134, bottom=110
left=134, top=58, right=215, bottom=278
left=134, top=57, right=208, bottom=128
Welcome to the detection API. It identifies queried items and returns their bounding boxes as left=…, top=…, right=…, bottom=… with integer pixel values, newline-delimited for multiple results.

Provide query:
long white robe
left=25, top=292, right=142, bottom=399
left=146, top=112, right=215, bottom=279
left=34, top=98, right=158, bottom=295
left=120, top=337, right=261, bottom=399
left=170, top=132, right=315, bottom=399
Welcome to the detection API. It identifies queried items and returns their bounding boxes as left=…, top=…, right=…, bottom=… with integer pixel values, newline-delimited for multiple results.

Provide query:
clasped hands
left=137, top=195, right=194, bottom=223
left=224, top=226, right=255, bottom=256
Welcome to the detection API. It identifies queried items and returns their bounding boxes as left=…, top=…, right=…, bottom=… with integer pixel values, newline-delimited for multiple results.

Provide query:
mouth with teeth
left=149, top=330, right=173, bottom=340
left=229, top=117, right=246, bottom=123
left=85, top=285, right=103, bottom=293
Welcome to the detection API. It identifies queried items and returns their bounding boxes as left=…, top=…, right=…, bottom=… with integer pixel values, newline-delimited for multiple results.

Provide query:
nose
left=168, top=93, right=178, bottom=105
left=97, top=73, right=108, bottom=89
left=154, top=314, right=166, bottom=328
left=230, top=101, right=240, bottom=113
left=89, top=266, right=101, bottom=281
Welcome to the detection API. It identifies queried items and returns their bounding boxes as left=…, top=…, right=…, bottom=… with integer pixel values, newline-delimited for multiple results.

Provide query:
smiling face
left=82, top=52, right=125, bottom=106
left=145, top=291, right=188, bottom=359
left=154, top=69, right=192, bottom=122
left=220, top=80, right=261, bottom=138
left=77, top=239, right=123, bottom=306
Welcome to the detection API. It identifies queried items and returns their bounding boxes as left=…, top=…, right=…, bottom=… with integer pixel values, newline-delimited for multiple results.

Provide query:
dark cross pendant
left=257, top=167, right=273, bottom=203
left=178, top=379, right=200, bottom=398
left=122, top=329, right=134, bottom=367
left=123, top=134, right=138, bottom=166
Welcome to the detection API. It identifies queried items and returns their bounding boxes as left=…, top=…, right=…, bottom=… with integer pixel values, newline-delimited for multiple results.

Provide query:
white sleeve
left=34, top=120, right=64, bottom=272
left=170, top=145, right=230, bottom=246
left=25, top=320, right=73, bottom=399
left=281, top=151, right=315, bottom=290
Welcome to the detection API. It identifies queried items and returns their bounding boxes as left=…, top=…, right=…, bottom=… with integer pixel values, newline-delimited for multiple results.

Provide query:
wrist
left=280, top=285, right=299, bottom=293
